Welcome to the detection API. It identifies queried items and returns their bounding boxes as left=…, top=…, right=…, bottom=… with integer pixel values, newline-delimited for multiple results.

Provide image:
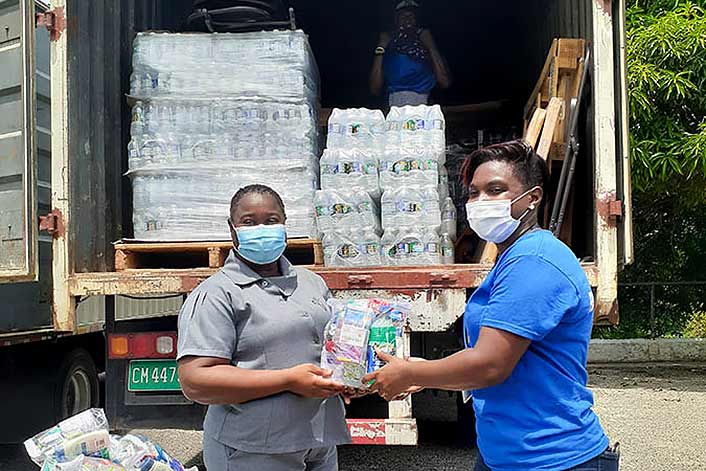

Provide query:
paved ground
left=3, top=363, right=705, bottom=470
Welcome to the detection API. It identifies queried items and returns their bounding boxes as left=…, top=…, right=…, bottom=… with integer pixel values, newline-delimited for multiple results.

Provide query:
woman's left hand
left=361, top=351, right=416, bottom=401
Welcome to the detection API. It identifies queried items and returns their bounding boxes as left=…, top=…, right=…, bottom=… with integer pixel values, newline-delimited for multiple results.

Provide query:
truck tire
left=54, top=349, right=100, bottom=422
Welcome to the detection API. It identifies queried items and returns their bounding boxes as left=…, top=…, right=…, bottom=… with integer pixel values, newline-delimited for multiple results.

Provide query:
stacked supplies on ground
left=24, top=409, right=197, bottom=471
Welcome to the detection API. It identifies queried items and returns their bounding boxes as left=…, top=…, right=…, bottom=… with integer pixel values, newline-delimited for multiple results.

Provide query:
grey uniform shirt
left=177, top=252, right=351, bottom=454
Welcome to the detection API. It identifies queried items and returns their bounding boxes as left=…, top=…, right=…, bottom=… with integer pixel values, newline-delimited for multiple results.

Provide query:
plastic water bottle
left=327, top=108, right=344, bottom=149
left=441, top=196, right=457, bottom=241
left=424, top=229, right=442, bottom=265
left=440, top=232, right=455, bottom=264
left=399, top=229, right=425, bottom=266
left=320, top=149, right=338, bottom=191
left=428, top=105, right=446, bottom=150
left=422, top=186, right=441, bottom=229
left=381, top=229, right=398, bottom=266
left=361, top=229, right=382, bottom=266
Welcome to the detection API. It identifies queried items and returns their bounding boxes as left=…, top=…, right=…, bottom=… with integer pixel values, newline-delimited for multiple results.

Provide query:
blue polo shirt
left=463, top=230, right=608, bottom=470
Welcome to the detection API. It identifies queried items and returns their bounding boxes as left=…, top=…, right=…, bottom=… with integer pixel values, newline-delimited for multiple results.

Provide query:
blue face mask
left=234, top=224, right=287, bottom=265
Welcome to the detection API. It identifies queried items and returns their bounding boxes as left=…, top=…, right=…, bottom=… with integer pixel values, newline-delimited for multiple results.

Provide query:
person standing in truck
left=363, top=141, right=620, bottom=470
left=369, top=0, right=451, bottom=107
left=176, top=184, right=351, bottom=471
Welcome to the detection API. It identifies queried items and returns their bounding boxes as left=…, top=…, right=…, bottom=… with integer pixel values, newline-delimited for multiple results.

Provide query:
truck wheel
left=54, top=349, right=100, bottom=422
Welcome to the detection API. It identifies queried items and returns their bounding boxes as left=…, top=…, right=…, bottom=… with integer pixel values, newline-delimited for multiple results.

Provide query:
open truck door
left=613, top=0, right=634, bottom=267
left=0, top=0, right=38, bottom=283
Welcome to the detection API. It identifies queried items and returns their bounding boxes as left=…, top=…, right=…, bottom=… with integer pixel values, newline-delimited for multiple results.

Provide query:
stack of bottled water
left=128, top=31, right=320, bottom=240
left=316, top=109, right=385, bottom=267
left=315, top=189, right=382, bottom=267
left=380, top=105, right=451, bottom=266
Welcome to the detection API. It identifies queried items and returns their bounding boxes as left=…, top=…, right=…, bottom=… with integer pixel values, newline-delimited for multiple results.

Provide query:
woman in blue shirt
left=363, top=140, right=619, bottom=470
left=369, top=0, right=451, bottom=107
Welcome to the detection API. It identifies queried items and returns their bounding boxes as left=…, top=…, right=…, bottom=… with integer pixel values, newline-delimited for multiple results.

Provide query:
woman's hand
left=361, top=351, right=418, bottom=401
left=285, top=364, right=344, bottom=398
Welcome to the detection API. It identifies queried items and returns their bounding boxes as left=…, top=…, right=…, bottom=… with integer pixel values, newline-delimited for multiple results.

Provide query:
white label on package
left=339, top=325, right=368, bottom=348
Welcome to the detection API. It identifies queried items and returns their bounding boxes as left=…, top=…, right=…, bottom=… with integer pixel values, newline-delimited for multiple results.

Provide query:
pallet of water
left=127, top=31, right=321, bottom=241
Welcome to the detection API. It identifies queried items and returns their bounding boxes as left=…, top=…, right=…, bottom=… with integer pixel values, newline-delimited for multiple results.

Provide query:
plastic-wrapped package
left=25, top=410, right=199, bottom=471
left=24, top=409, right=110, bottom=466
left=130, top=160, right=318, bottom=240
left=367, top=300, right=410, bottom=373
left=384, top=104, right=446, bottom=151
left=319, top=148, right=380, bottom=199
left=321, top=229, right=382, bottom=268
left=321, top=300, right=377, bottom=387
left=379, top=147, right=443, bottom=190
left=131, top=31, right=319, bottom=102
left=325, top=108, right=385, bottom=151
left=128, top=31, right=321, bottom=241
left=314, top=189, right=380, bottom=235
left=40, top=456, right=128, bottom=471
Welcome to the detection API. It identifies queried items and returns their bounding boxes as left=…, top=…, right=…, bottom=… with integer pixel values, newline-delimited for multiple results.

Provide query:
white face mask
left=465, top=188, right=537, bottom=244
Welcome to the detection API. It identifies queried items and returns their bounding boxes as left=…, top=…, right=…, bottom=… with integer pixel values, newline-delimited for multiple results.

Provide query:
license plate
left=128, top=360, right=180, bottom=392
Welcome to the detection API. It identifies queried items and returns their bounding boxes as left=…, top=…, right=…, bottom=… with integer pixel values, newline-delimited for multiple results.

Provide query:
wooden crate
left=113, top=239, right=323, bottom=271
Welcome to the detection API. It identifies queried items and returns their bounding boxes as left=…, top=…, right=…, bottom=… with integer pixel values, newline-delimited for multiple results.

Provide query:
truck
left=1, top=0, right=633, bottom=446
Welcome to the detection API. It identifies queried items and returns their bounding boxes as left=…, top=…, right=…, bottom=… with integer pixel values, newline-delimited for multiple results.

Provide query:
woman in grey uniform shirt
left=177, top=184, right=351, bottom=470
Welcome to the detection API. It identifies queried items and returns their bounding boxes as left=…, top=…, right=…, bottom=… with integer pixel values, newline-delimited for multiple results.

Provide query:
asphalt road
left=3, top=364, right=706, bottom=471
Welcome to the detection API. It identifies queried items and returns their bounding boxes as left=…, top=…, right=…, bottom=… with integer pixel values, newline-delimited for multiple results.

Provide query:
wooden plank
left=524, top=39, right=558, bottom=119
left=113, top=239, right=323, bottom=271
left=471, top=241, right=499, bottom=265
left=479, top=242, right=498, bottom=265
left=524, top=108, right=547, bottom=149
left=114, top=239, right=320, bottom=253
left=114, top=249, right=137, bottom=271
left=536, top=97, right=564, bottom=161
left=557, top=38, right=585, bottom=63
left=69, top=263, right=602, bottom=297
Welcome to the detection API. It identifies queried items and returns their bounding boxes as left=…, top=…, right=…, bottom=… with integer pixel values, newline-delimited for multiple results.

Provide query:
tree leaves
left=627, top=0, right=706, bottom=201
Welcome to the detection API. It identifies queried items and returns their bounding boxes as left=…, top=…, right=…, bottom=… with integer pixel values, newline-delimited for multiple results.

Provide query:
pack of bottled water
left=317, top=109, right=383, bottom=267
left=319, top=148, right=380, bottom=199
left=314, top=189, right=380, bottom=234
left=130, top=31, right=318, bottom=103
left=131, top=162, right=318, bottom=241
left=128, top=31, right=320, bottom=240
left=385, top=105, right=446, bottom=153
left=377, top=105, right=450, bottom=266
left=326, top=108, right=386, bottom=151
left=322, top=229, right=383, bottom=268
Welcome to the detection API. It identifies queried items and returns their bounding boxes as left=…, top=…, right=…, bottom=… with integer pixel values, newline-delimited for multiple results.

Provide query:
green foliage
left=683, top=311, right=706, bottom=338
left=627, top=1, right=706, bottom=200
left=594, top=2, right=706, bottom=339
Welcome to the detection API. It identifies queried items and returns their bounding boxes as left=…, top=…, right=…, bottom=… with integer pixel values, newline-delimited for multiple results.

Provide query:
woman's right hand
left=285, top=364, right=344, bottom=398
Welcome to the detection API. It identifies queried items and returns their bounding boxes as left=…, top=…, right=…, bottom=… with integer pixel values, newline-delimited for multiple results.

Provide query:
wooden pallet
left=114, top=239, right=323, bottom=271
